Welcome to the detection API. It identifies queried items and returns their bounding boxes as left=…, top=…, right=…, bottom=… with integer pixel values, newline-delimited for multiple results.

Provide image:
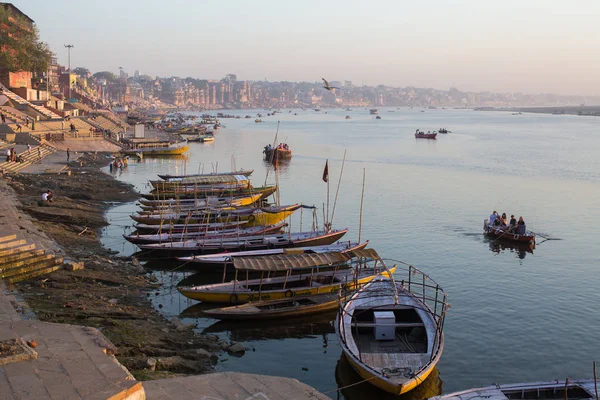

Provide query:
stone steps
left=0, top=239, right=62, bottom=283
left=0, top=244, right=37, bottom=258
left=0, top=239, right=26, bottom=250
left=1, top=256, right=62, bottom=280
left=0, top=253, right=56, bottom=275
left=0, top=234, right=17, bottom=243
left=0, top=144, right=56, bottom=174
left=0, top=249, right=46, bottom=266
left=5, top=262, right=63, bottom=284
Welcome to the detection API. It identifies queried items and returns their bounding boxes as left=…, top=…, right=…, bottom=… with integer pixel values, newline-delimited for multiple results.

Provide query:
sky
left=11, top=0, right=600, bottom=96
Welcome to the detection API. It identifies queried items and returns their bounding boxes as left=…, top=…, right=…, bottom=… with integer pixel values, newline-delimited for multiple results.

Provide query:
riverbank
left=5, top=153, right=234, bottom=380
left=479, top=105, right=600, bottom=116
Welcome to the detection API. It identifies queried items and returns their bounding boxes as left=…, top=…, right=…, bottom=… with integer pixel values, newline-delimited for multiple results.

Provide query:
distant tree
left=0, top=6, right=52, bottom=73
left=73, top=67, right=90, bottom=77
left=93, top=71, right=118, bottom=82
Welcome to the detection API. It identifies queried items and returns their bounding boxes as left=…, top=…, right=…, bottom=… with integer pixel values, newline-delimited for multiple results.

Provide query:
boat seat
left=351, top=322, right=425, bottom=328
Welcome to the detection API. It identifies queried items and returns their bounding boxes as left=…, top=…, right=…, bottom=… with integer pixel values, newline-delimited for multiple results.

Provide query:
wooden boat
left=415, top=131, right=437, bottom=139
left=141, top=185, right=277, bottom=201
left=202, top=292, right=343, bottom=320
left=130, top=204, right=302, bottom=227
left=136, top=228, right=349, bottom=255
left=430, top=379, right=597, bottom=399
left=149, top=174, right=250, bottom=190
left=134, top=220, right=249, bottom=234
left=263, top=147, right=292, bottom=162
left=121, top=140, right=189, bottom=156
left=438, top=129, right=449, bottom=134
left=188, top=134, right=214, bottom=142
left=157, top=170, right=254, bottom=181
left=483, top=219, right=536, bottom=245
left=124, top=222, right=286, bottom=245
left=178, top=240, right=369, bottom=267
left=337, top=265, right=449, bottom=395
left=370, top=109, right=379, bottom=115
left=138, top=193, right=263, bottom=212
left=177, top=248, right=397, bottom=303
left=375, top=115, right=382, bottom=120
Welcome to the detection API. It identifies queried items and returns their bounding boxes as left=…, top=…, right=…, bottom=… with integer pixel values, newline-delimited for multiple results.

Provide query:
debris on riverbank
left=6, top=153, right=229, bottom=380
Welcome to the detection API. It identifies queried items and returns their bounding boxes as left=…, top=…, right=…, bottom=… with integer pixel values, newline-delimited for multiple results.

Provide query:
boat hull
left=202, top=293, right=343, bottom=320
left=484, top=220, right=535, bottom=245
left=415, top=133, right=437, bottom=139
left=122, top=145, right=189, bottom=156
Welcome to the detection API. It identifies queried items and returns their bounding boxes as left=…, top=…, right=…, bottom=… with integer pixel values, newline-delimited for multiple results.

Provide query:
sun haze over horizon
left=12, top=0, right=600, bottom=97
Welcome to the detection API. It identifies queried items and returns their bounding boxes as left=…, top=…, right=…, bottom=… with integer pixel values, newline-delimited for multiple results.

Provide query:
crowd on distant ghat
left=489, top=211, right=527, bottom=235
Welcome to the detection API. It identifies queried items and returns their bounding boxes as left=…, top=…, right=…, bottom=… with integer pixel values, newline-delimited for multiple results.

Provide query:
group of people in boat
left=489, top=211, right=527, bottom=235
left=263, top=143, right=290, bottom=153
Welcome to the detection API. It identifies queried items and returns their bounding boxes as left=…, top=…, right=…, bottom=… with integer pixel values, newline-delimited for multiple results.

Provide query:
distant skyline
left=10, top=0, right=600, bottom=97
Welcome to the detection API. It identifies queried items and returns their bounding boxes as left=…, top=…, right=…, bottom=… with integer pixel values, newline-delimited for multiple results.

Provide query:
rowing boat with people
left=483, top=219, right=536, bottom=245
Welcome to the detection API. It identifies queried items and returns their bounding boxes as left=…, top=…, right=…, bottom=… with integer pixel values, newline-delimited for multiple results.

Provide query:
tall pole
left=64, top=44, right=74, bottom=99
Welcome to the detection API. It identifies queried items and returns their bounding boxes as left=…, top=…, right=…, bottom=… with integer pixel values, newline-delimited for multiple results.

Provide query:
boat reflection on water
left=488, top=240, right=534, bottom=260
left=263, top=158, right=291, bottom=175
left=335, top=352, right=442, bottom=400
left=198, top=311, right=336, bottom=342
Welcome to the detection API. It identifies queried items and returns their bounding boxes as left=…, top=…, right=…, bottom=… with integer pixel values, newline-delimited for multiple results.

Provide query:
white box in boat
left=374, top=311, right=395, bottom=341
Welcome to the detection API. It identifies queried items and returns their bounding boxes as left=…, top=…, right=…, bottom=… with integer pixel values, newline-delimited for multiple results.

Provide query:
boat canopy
left=348, top=248, right=379, bottom=260
left=233, top=251, right=351, bottom=271
left=232, top=248, right=381, bottom=271
left=158, top=174, right=249, bottom=185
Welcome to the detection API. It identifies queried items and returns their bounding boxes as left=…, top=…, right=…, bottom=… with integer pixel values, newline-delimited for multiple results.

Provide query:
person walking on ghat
left=1, top=113, right=5, bottom=124
left=66, top=148, right=70, bottom=162
left=37, top=147, right=42, bottom=163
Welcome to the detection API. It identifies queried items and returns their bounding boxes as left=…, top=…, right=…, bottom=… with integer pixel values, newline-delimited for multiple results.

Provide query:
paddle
left=530, top=231, right=561, bottom=241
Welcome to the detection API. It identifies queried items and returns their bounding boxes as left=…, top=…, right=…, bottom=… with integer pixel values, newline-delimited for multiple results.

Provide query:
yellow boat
left=336, top=265, right=449, bottom=395
left=130, top=204, right=301, bottom=227
left=177, top=248, right=396, bottom=303
left=138, top=192, right=263, bottom=211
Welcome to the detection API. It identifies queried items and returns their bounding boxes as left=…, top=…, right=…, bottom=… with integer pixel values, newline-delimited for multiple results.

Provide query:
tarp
left=233, top=251, right=351, bottom=271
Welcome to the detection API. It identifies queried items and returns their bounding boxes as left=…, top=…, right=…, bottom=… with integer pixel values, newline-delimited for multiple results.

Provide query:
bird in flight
left=322, top=78, right=340, bottom=92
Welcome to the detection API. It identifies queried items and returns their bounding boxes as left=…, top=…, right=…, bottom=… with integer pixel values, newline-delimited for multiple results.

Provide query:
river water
left=101, top=107, right=600, bottom=399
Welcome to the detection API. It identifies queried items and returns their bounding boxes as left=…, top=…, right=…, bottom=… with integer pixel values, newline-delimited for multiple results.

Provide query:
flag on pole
left=322, top=160, right=329, bottom=182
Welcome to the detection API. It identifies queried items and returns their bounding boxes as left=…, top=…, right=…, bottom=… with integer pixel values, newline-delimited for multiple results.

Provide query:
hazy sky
left=11, top=0, right=600, bottom=96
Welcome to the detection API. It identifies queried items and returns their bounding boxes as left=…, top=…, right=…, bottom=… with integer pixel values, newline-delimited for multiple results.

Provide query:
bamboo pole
left=358, top=168, right=366, bottom=244
left=330, top=150, right=347, bottom=227
left=594, top=361, right=598, bottom=400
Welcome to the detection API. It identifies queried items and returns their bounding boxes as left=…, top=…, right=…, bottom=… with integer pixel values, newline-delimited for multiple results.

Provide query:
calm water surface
left=101, top=108, right=600, bottom=398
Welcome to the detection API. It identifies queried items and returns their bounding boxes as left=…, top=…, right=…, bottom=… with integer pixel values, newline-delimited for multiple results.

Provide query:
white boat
left=336, top=265, right=449, bottom=395
left=430, top=378, right=598, bottom=399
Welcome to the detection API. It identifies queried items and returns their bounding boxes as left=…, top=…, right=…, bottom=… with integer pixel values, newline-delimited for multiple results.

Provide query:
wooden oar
left=529, top=231, right=561, bottom=240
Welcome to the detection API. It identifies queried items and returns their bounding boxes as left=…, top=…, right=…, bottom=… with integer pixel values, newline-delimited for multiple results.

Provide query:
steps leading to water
left=0, top=84, right=62, bottom=120
left=0, top=234, right=63, bottom=284
left=0, top=144, right=56, bottom=174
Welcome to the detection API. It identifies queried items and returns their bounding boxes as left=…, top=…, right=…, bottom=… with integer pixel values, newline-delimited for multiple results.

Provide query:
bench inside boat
left=351, top=308, right=429, bottom=355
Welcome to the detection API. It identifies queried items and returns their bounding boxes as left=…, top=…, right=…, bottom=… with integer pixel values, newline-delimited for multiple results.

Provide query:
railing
left=338, top=260, right=449, bottom=378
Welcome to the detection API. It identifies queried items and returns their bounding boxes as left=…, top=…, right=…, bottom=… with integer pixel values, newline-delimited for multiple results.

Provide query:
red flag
left=322, top=160, right=329, bottom=182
